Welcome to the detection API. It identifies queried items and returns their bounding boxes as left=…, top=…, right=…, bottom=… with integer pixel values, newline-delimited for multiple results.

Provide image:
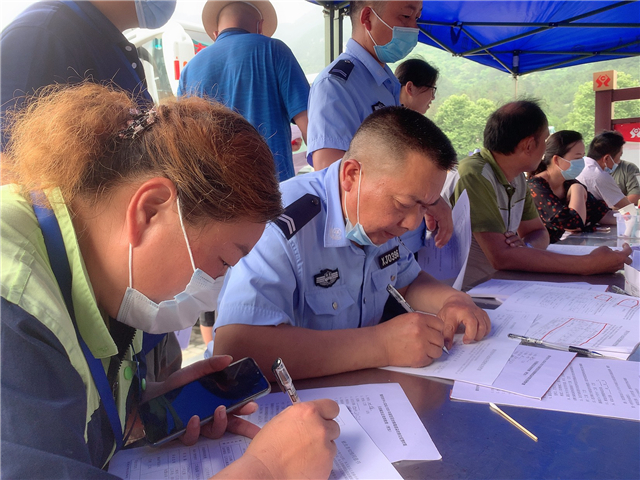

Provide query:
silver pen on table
left=272, top=358, right=300, bottom=404
left=508, top=333, right=605, bottom=358
left=386, top=284, right=450, bottom=354
left=609, top=285, right=633, bottom=296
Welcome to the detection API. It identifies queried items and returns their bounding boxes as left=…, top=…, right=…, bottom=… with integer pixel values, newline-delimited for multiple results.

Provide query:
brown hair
left=3, top=82, right=282, bottom=224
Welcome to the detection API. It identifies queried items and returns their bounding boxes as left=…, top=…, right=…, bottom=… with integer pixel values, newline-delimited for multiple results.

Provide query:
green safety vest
left=0, top=185, right=143, bottom=464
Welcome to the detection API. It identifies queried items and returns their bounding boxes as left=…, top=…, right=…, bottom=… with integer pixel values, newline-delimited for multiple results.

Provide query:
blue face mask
left=605, top=162, right=619, bottom=174
left=344, top=164, right=381, bottom=247
left=134, top=0, right=177, bottom=29
left=367, top=9, right=419, bottom=64
left=559, top=157, right=585, bottom=180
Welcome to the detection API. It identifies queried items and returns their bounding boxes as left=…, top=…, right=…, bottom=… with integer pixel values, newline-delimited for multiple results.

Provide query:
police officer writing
left=1, top=83, right=339, bottom=479
left=214, top=107, right=491, bottom=380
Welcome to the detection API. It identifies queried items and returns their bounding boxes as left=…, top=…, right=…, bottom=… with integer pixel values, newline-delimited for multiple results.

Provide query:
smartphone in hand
left=139, top=357, right=270, bottom=446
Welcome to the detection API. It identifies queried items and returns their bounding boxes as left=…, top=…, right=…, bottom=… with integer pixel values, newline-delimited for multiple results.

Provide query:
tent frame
left=309, top=0, right=639, bottom=76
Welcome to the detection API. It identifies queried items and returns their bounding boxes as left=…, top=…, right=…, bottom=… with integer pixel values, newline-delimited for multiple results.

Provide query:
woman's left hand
left=143, top=355, right=262, bottom=446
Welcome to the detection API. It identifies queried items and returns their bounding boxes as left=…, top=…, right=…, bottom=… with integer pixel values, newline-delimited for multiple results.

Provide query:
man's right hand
left=584, top=244, right=633, bottom=275
left=243, top=399, right=340, bottom=480
left=375, top=312, right=445, bottom=367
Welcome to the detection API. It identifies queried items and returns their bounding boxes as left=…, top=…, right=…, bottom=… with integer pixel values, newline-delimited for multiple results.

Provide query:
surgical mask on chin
left=605, top=162, right=619, bottom=174
left=367, top=9, right=419, bottom=64
left=116, top=198, right=221, bottom=334
left=344, top=165, right=382, bottom=247
left=559, top=157, right=585, bottom=180
left=134, top=0, right=177, bottom=29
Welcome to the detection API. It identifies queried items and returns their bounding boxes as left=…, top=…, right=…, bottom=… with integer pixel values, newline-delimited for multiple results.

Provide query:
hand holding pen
left=272, top=358, right=300, bottom=404
left=387, top=284, right=450, bottom=354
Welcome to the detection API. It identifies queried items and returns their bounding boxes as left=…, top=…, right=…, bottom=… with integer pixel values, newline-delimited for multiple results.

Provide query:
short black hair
left=347, top=106, right=457, bottom=171
left=484, top=100, right=548, bottom=155
left=349, top=1, right=387, bottom=23
left=395, top=58, right=439, bottom=88
left=587, top=131, right=625, bottom=160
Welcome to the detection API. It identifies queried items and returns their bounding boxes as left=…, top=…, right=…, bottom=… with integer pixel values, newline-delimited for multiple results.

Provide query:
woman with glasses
left=395, top=58, right=439, bottom=115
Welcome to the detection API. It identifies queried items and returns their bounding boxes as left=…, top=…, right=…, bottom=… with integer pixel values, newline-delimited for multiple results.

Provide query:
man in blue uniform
left=1, top=0, right=175, bottom=147
left=213, top=107, right=491, bottom=380
left=178, top=0, right=309, bottom=182
left=306, top=0, right=451, bottom=253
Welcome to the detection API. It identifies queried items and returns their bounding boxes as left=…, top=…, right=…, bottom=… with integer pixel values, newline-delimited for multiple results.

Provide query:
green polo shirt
left=612, top=160, right=640, bottom=197
left=452, top=149, right=539, bottom=287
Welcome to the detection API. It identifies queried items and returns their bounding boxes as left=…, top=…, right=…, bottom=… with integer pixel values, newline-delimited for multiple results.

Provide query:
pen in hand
left=272, top=358, right=300, bottom=405
left=386, top=284, right=450, bottom=354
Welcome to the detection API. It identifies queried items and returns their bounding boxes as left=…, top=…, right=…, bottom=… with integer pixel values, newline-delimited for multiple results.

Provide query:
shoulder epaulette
left=328, top=59, right=354, bottom=81
left=274, top=194, right=321, bottom=240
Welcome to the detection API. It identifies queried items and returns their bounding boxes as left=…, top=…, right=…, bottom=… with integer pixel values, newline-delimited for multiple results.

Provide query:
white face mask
left=116, top=198, right=222, bottom=334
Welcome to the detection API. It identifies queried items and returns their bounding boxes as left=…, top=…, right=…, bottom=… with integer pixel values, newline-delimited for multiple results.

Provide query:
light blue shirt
left=306, top=39, right=401, bottom=163
left=178, top=29, right=309, bottom=182
left=215, top=161, right=421, bottom=331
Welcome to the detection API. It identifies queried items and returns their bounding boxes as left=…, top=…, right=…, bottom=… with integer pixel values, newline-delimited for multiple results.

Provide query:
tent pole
left=514, top=76, right=518, bottom=99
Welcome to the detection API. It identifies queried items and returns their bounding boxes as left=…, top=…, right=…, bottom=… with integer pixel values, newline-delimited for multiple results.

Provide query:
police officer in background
left=306, top=0, right=453, bottom=254
left=213, top=107, right=491, bottom=381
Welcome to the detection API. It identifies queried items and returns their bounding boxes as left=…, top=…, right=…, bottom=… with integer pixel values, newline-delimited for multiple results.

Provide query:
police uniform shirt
left=306, top=38, right=401, bottom=164
left=215, top=161, right=421, bottom=332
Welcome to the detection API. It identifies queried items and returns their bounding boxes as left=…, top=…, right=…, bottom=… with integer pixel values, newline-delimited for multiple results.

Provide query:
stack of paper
left=466, top=278, right=608, bottom=304
left=499, top=284, right=640, bottom=360
left=108, top=383, right=435, bottom=480
left=245, top=383, right=440, bottom=463
left=451, top=357, right=640, bottom=422
left=448, top=282, right=640, bottom=420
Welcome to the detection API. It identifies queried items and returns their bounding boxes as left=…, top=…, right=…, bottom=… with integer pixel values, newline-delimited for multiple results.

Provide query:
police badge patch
left=371, top=101, right=386, bottom=112
left=314, top=269, right=340, bottom=288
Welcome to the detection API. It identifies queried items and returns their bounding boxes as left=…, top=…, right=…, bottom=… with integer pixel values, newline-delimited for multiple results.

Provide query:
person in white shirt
left=576, top=131, right=631, bottom=209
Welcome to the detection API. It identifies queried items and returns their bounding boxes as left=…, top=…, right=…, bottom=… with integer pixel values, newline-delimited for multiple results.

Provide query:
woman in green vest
left=1, top=83, right=339, bottom=479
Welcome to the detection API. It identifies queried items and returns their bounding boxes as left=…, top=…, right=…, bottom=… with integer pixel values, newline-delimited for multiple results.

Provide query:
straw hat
left=202, top=1, right=278, bottom=40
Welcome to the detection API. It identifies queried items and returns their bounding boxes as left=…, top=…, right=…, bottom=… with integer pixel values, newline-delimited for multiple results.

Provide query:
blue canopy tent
left=312, top=0, right=640, bottom=76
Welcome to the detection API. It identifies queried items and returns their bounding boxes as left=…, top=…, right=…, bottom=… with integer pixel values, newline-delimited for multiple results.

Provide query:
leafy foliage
left=566, top=72, right=640, bottom=139
left=433, top=94, right=495, bottom=158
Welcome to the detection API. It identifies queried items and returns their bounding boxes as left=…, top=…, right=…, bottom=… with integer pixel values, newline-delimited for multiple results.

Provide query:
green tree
left=565, top=71, right=640, bottom=139
left=434, top=94, right=496, bottom=158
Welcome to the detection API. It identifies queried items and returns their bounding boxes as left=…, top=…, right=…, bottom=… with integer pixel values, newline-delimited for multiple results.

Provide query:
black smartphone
left=139, top=357, right=270, bottom=446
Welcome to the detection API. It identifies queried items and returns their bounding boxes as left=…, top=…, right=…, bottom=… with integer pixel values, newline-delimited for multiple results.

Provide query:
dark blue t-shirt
left=178, top=29, right=309, bottom=182
left=1, top=1, right=152, bottom=147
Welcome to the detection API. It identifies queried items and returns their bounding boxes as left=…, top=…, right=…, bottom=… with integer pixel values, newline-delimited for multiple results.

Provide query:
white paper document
left=546, top=244, right=624, bottom=256
left=246, top=383, right=439, bottom=462
left=417, top=189, right=471, bottom=290
left=466, top=279, right=608, bottom=303
left=108, top=405, right=402, bottom=480
left=383, top=309, right=533, bottom=386
left=498, top=285, right=640, bottom=358
left=500, top=284, right=640, bottom=322
left=461, top=344, right=576, bottom=399
left=451, top=357, right=640, bottom=422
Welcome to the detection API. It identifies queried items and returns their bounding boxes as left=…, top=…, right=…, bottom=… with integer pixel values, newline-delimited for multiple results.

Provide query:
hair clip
left=118, top=107, right=157, bottom=139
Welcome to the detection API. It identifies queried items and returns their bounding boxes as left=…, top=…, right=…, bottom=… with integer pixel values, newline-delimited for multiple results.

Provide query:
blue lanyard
left=31, top=196, right=124, bottom=453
